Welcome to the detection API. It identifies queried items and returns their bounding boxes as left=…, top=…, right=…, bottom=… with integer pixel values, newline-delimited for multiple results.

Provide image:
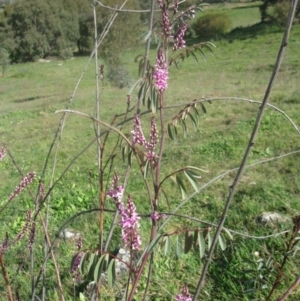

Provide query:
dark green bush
left=267, top=0, right=289, bottom=25
left=260, top=0, right=300, bottom=22
left=192, top=11, right=232, bottom=38
left=107, top=65, right=133, bottom=89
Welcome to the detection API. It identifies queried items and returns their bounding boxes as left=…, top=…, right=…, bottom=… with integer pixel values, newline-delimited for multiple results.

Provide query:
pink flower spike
left=146, top=117, right=158, bottom=165
left=173, top=23, right=187, bottom=51
left=174, top=0, right=179, bottom=14
left=106, top=173, right=124, bottom=203
left=0, top=147, right=6, bottom=161
left=153, top=48, right=168, bottom=92
left=118, top=196, right=141, bottom=250
left=8, top=172, right=36, bottom=202
left=131, top=114, right=146, bottom=146
left=176, top=284, right=192, bottom=301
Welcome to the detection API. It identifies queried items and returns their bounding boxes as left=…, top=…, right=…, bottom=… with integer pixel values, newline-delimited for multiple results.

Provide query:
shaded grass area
left=1, top=2, right=300, bottom=299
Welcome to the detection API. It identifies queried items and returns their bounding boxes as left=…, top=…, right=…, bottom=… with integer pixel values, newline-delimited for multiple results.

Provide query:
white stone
left=255, top=212, right=290, bottom=226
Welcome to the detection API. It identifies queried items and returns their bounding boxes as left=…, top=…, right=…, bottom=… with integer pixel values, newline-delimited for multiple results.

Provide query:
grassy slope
left=1, top=2, right=300, bottom=299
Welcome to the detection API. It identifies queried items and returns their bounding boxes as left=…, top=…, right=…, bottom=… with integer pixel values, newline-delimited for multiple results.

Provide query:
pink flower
left=71, top=252, right=83, bottom=274
left=151, top=211, right=167, bottom=221
left=146, top=117, right=158, bottom=165
left=106, top=172, right=124, bottom=203
left=174, top=0, right=179, bottom=14
left=153, top=48, right=168, bottom=92
left=173, top=22, right=187, bottom=51
left=0, top=147, right=6, bottom=161
left=176, top=284, right=192, bottom=301
left=8, top=172, right=36, bottom=202
left=131, top=114, right=146, bottom=146
left=131, top=116, right=159, bottom=165
left=118, top=196, right=141, bottom=250
left=161, top=6, right=171, bottom=36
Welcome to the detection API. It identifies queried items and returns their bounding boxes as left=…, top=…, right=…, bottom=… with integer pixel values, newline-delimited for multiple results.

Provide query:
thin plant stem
left=92, top=0, right=104, bottom=255
left=138, top=0, right=155, bottom=113
left=142, top=252, right=154, bottom=301
left=193, top=0, right=299, bottom=299
left=266, top=231, right=298, bottom=301
left=0, top=254, right=14, bottom=301
left=276, top=274, right=300, bottom=301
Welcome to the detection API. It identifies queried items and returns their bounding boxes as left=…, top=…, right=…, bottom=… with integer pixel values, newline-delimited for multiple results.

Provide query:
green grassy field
left=1, top=1, right=300, bottom=300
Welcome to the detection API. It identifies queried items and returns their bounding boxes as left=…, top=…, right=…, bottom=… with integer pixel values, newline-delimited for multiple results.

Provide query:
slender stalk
left=138, top=0, right=155, bottom=113
left=0, top=254, right=14, bottom=301
left=266, top=223, right=299, bottom=301
left=142, top=252, right=154, bottom=301
left=92, top=0, right=104, bottom=255
left=277, top=274, right=300, bottom=301
left=193, top=0, right=299, bottom=299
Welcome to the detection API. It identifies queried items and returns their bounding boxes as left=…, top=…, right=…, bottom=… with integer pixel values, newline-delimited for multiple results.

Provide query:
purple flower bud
left=71, top=252, right=83, bottom=274
left=174, top=0, right=179, bottom=14
left=151, top=211, right=166, bottom=221
left=176, top=284, right=192, bottom=301
left=76, top=237, right=82, bottom=251
left=28, top=221, right=36, bottom=251
left=39, top=183, right=45, bottom=202
left=153, top=48, right=168, bottom=92
left=157, top=0, right=163, bottom=9
left=151, top=211, right=160, bottom=221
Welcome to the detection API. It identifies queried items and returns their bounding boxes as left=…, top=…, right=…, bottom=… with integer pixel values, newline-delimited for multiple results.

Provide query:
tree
left=1, top=0, right=79, bottom=62
left=260, top=0, right=300, bottom=23
left=0, top=0, right=142, bottom=63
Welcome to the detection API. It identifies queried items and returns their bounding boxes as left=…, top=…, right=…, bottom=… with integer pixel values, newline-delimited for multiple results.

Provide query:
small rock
left=58, top=228, right=81, bottom=240
left=37, top=59, right=51, bottom=63
left=255, top=212, right=291, bottom=226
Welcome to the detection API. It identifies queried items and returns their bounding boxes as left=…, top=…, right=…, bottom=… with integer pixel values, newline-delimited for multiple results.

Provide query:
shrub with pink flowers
left=1, top=0, right=299, bottom=301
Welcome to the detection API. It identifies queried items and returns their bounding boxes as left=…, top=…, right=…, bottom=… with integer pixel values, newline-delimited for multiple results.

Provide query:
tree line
left=0, top=0, right=142, bottom=63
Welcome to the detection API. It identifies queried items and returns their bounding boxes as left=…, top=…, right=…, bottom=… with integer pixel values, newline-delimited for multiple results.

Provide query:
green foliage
left=192, top=11, right=232, bottom=38
left=267, top=0, right=290, bottom=25
left=1, top=0, right=79, bottom=62
left=1, top=1, right=300, bottom=300
left=260, top=0, right=300, bottom=23
left=0, top=0, right=141, bottom=63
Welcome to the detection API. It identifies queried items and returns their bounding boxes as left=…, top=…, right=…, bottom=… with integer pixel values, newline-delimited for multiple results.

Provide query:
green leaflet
left=164, top=236, right=171, bottom=256
left=79, top=252, right=88, bottom=275
left=175, top=235, right=182, bottom=259
left=176, top=174, right=187, bottom=200
left=107, top=259, right=116, bottom=288
left=198, top=232, right=206, bottom=259
left=128, top=78, right=143, bottom=95
left=184, top=230, right=193, bottom=254
left=184, top=170, right=199, bottom=192
left=167, top=123, right=174, bottom=140
left=93, top=254, right=109, bottom=283
left=218, top=234, right=227, bottom=251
